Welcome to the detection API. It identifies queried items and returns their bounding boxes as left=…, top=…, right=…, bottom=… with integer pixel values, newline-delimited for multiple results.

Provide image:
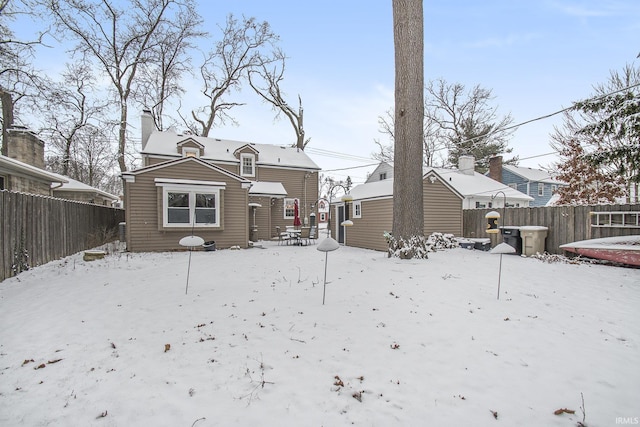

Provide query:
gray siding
left=344, top=175, right=463, bottom=252
left=259, top=167, right=319, bottom=235
left=423, top=179, right=463, bottom=236
left=346, top=198, right=393, bottom=251
left=125, top=161, right=248, bottom=252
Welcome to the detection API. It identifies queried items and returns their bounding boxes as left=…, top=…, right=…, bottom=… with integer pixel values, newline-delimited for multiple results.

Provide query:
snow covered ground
left=1, top=236, right=639, bottom=426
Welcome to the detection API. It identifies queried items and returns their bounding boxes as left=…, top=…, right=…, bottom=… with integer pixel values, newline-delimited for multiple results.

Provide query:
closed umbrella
left=293, top=199, right=301, bottom=227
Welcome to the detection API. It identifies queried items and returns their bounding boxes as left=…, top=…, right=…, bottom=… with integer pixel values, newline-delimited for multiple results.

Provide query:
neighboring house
left=121, top=110, right=321, bottom=251
left=487, top=155, right=565, bottom=207
left=312, top=198, right=329, bottom=224
left=331, top=169, right=464, bottom=251
left=365, top=156, right=533, bottom=210
left=50, top=173, right=120, bottom=206
left=0, top=154, right=67, bottom=195
left=365, top=161, right=394, bottom=183
left=1, top=127, right=67, bottom=195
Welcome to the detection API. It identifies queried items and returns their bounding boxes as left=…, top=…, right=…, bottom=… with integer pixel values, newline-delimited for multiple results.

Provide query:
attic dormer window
left=182, top=147, right=199, bottom=158
left=241, top=153, right=255, bottom=177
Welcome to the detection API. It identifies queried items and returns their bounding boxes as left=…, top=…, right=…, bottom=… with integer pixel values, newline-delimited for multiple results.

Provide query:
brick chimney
left=6, top=126, right=45, bottom=169
left=489, top=155, right=503, bottom=182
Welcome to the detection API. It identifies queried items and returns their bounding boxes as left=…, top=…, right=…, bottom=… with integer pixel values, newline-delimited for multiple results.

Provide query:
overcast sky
left=17, top=1, right=640, bottom=184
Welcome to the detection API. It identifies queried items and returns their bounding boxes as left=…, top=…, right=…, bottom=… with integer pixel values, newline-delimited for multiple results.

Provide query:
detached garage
left=332, top=169, right=464, bottom=252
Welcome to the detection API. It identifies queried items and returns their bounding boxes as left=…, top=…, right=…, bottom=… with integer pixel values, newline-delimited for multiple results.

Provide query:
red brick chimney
left=488, top=155, right=503, bottom=182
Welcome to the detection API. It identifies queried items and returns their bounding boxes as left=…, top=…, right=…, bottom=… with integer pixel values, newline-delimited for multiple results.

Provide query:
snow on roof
left=0, top=155, right=67, bottom=184
left=503, top=164, right=564, bottom=184
left=348, top=178, right=394, bottom=201
left=349, top=167, right=532, bottom=202
left=142, top=131, right=320, bottom=170
left=49, top=172, right=119, bottom=201
left=249, top=181, right=288, bottom=198
left=427, top=167, right=533, bottom=201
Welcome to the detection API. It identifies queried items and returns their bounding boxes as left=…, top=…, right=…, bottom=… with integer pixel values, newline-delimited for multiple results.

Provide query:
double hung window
left=240, top=154, right=255, bottom=177
left=157, top=180, right=224, bottom=228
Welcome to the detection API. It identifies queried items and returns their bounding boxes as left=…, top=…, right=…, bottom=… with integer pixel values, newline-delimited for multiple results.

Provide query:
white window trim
left=156, top=182, right=224, bottom=228
left=538, top=183, right=544, bottom=197
left=240, top=153, right=256, bottom=177
left=353, top=201, right=362, bottom=218
left=284, top=197, right=296, bottom=219
left=182, top=147, right=200, bottom=158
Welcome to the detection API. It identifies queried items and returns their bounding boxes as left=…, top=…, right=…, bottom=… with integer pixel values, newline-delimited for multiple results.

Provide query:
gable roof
left=0, top=155, right=67, bottom=185
left=502, top=164, right=564, bottom=185
left=142, top=131, right=320, bottom=171
left=121, top=156, right=251, bottom=185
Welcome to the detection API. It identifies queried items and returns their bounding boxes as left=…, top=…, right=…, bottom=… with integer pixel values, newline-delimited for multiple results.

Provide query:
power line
left=313, top=82, right=640, bottom=172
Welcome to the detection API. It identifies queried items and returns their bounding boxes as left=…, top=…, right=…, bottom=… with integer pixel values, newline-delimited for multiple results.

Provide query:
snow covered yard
left=1, top=238, right=639, bottom=426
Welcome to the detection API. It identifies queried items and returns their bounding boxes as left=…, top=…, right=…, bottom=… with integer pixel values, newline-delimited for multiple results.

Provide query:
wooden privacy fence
left=463, top=203, right=640, bottom=255
left=1, top=190, right=125, bottom=282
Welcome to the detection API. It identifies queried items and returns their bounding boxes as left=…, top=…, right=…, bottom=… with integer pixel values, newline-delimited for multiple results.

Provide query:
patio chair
left=276, top=226, right=291, bottom=246
left=298, top=227, right=311, bottom=246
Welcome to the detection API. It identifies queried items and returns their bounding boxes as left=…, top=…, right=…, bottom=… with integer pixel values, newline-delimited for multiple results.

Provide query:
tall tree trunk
left=118, top=103, right=128, bottom=172
left=0, top=88, right=14, bottom=156
left=392, top=0, right=424, bottom=239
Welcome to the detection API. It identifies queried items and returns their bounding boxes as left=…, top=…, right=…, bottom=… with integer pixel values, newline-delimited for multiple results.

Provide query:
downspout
left=303, top=172, right=311, bottom=225
left=50, top=180, right=64, bottom=196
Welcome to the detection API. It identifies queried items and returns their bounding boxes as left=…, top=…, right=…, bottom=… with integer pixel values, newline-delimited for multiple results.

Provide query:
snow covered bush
left=384, top=232, right=460, bottom=259
left=426, top=232, right=459, bottom=250
left=384, top=232, right=432, bottom=259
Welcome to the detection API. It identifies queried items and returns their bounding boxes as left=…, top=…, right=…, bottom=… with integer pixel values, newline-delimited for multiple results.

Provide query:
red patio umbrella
left=293, top=199, right=301, bottom=227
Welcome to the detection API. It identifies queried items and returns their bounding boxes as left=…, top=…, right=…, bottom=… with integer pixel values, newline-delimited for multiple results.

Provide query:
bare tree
left=136, top=6, right=204, bottom=131
left=183, top=14, right=280, bottom=137
left=0, top=0, right=48, bottom=151
left=392, top=0, right=424, bottom=243
left=46, top=122, right=118, bottom=190
left=41, top=59, right=111, bottom=176
left=46, top=0, right=201, bottom=172
left=248, top=56, right=308, bottom=150
left=374, top=106, right=447, bottom=166
left=426, top=79, right=515, bottom=172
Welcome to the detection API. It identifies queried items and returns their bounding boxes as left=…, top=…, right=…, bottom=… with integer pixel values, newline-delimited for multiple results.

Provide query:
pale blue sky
left=196, top=1, right=639, bottom=184
left=14, top=1, right=640, bottom=184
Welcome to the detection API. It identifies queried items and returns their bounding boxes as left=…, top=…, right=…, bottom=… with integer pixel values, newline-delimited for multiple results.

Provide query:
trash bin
left=520, top=226, right=548, bottom=256
left=119, top=222, right=126, bottom=242
left=203, top=241, right=216, bottom=251
left=500, top=226, right=522, bottom=254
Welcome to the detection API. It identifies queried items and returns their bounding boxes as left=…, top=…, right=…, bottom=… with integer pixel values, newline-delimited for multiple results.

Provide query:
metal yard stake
left=317, top=237, right=340, bottom=305
left=490, top=242, right=516, bottom=299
